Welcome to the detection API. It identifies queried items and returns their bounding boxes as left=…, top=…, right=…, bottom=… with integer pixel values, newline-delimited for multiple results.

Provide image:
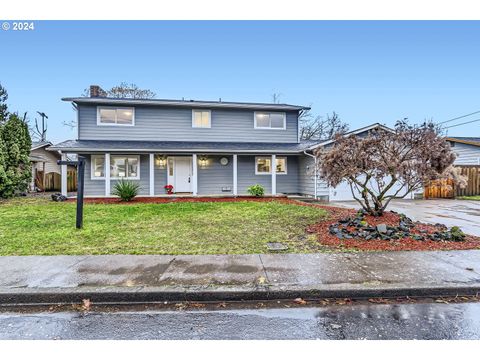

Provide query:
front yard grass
left=457, top=196, right=480, bottom=201
left=0, top=198, right=328, bottom=255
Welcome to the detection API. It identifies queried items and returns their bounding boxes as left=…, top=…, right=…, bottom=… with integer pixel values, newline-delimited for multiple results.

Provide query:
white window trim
left=255, top=156, right=288, bottom=175
left=97, top=106, right=135, bottom=126
left=110, top=155, right=141, bottom=180
left=91, top=154, right=105, bottom=180
left=192, top=109, right=212, bottom=128
left=253, top=111, right=286, bottom=130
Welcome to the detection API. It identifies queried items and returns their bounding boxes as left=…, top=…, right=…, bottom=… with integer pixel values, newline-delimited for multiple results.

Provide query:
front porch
left=60, top=153, right=301, bottom=197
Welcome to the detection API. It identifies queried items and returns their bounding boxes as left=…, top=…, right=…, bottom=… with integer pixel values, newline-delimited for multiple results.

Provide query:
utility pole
left=35, top=111, right=48, bottom=142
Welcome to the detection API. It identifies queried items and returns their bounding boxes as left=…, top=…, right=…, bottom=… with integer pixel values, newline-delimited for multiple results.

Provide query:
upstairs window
left=254, top=112, right=286, bottom=130
left=192, top=110, right=211, bottom=128
left=97, top=107, right=135, bottom=126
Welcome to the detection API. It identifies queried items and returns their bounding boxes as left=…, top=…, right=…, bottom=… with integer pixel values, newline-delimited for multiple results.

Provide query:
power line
left=438, top=110, right=480, bottom=125
left=443, top=118, right=480, bottom=129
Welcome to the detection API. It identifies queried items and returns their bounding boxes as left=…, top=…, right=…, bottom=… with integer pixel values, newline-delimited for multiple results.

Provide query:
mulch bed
left=301, top=202, right=480, bottom=251
left=66, top=196, right=480, bottom=251
left=67, top=196, right=292, bottom=204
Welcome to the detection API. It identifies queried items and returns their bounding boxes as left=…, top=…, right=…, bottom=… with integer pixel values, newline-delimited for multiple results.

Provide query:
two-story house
left=51, top=85, right=328, bottom=198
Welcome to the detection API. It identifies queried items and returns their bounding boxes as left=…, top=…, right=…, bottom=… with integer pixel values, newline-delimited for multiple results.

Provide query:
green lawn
left=0, top=198, right=328, bottom=255
left=457, top=196, right=480, bottom=201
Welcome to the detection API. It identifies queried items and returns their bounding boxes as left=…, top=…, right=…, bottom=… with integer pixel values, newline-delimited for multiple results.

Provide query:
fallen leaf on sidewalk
left=435, top=299, right=449, bottom=304
left=189, top=302, right=206, bottom=308
left=217, top=302, right=227, bottom=308
left=175, top=302, right=188, bottom=310
left=368, top=298, right=390, bottom=304
left=293, top=298, right=307, bottom=305
left=82, top=299, right=91, bottom=311
left=256, top=276, right=267, bottom=285
left=335, top=298, right=352, bottom=305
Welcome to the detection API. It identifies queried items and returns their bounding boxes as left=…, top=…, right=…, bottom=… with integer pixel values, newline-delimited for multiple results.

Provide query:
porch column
left=192, top=153, right=198, bottom=196
left=105, top=153, right=110, bottom=196
left=271, top=154, right=277, bottom=195
left=233, top=154, right=238, bottom=196
left=149, top=153, right=155, bottom=196
left=61, top=153, right=67, bottom=196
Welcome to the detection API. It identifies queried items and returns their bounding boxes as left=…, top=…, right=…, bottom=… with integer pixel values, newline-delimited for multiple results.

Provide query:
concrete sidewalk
left=1, top=250, right=480, bottom=304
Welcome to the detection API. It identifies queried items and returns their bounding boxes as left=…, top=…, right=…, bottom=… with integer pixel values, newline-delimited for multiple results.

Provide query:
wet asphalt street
left=1, top=301, right=480, bottom=339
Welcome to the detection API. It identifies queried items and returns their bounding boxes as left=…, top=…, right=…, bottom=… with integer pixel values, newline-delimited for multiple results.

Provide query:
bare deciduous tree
left=315, top=120, right=465, bottom=216
left=82, top=82, right=156, bottom=99
left=300, top=110, right=349, bottom=140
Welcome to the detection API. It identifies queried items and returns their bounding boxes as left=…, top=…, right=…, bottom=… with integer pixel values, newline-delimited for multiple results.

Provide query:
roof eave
left=445, top=137, right=480, bottom=147
left=307, top=123, right=396, bottom=151
left=61, top=97, right=310, bottom=111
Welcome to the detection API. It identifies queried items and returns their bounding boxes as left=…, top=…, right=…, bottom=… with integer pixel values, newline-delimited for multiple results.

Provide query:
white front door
left=174, top=157, right=192, bottom=193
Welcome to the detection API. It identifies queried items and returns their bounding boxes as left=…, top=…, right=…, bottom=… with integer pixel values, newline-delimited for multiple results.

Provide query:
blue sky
left=1, top=21, right=479, bottom=143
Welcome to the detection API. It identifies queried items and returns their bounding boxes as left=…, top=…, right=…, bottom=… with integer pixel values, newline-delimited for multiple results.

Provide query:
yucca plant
left=112, top=179, right=140, bottom=201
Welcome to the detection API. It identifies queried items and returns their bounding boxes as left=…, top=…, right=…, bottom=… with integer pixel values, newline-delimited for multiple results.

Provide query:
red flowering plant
left=164, top=184, right=174, bottom=194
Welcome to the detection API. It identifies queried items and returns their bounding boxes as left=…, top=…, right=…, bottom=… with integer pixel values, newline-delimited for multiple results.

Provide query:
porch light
left=155, top=155, right=167, bottom=169
left=199, top=156, right=208, bottom=169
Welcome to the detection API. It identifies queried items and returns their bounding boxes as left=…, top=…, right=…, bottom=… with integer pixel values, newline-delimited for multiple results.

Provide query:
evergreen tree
left=0, top=113, right=32, bottom=197
left=0, top=83, right=8, bottom=123
left=0, top=124, right=8, bottom=195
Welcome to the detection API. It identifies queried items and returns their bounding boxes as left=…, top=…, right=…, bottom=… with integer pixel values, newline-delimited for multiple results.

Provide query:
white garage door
left=329, top=176, right=413, bottom=202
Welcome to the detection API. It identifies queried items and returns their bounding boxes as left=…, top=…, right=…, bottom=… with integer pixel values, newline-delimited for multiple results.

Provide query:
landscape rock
left=376, top=224, right=388, bottom=234
left=51, top=193, right=67, bottom=202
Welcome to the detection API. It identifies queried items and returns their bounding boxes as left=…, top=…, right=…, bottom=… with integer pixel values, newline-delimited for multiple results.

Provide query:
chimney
left=90, top=85, right=106, bottom=98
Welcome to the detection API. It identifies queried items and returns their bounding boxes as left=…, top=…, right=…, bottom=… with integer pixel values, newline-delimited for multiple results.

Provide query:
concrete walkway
left=331, top=199, right=480, bottom=236
left=1, top=250, right=480, bottom=304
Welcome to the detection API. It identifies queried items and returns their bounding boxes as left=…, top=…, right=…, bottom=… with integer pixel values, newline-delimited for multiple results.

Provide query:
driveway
left=330, top=199, right=480, bottom=236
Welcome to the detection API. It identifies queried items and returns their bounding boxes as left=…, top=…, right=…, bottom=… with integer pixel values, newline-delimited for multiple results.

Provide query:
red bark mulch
left=67, top=196, right=292, bottom=204
left=300, top=202, right=480, bottom=252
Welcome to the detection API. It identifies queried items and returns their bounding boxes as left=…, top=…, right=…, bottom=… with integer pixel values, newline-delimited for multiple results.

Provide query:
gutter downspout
left=303, top=150, right=317, bottom=199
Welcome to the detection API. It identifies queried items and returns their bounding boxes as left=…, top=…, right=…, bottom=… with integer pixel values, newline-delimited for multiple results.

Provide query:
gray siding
left=452, top=142, right=480, bottom=165
left=237, top=156, right=273, bottom=194
left=276, top=156, right=300, bottom=194
left=83, top=154, right=106, bottom=196
left=154, top=163, right=168, bottom=195
left=298, top=155, right=329, bottom=197
left=198, top=155, right=234, bottom=195
left=82, top=153, right=302, bottom=196
left=78, top=105, right=298, bottom=143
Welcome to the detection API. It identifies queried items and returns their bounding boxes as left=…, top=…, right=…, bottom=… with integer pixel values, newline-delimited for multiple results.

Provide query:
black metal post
left=57, top=157, right=86, bottom=229
left=76, top=156, right=85, bottom=229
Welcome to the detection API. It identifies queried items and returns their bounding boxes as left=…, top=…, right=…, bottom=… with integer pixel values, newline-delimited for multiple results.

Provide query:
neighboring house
left=49, top=85, right=398, bottom=201
left=446, top=137, right=480, bottom=165
left=30, top=141, right=61, bottom=191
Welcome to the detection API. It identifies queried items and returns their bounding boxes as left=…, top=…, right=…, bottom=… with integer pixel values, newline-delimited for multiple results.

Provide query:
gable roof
left=62, top=97, right=310, bottom=112
left=446, top=137, right=480, bottom=147
left=31, top=141, right=53, bottom=151
left=307, top=123, right=395, bottom=150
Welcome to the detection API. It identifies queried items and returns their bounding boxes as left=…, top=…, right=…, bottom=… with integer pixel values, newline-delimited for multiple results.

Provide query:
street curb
left=1, top=284, right=480, bottom=305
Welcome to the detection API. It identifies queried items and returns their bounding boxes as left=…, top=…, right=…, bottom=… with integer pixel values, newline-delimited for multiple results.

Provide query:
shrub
left=450, top=226, right=466, bottom=241
left=247, top=184, right=265, bottom=197
left=112, top=179, right=140, bottom=201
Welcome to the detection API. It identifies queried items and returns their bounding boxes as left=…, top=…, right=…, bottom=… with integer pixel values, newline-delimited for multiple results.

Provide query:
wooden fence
left=35, top=170, right=77, bottom=192
left=424, top=165, right=480, bottom=198
left=455, top=166, right=480, bottom=197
